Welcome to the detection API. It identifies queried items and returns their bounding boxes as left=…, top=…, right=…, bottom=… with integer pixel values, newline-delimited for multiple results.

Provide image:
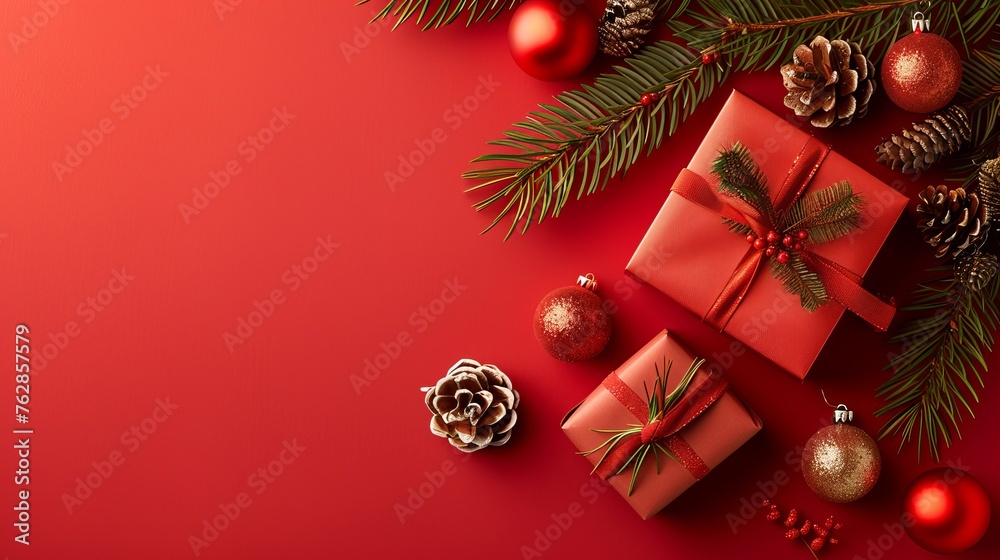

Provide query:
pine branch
left=712, top=142, right=776, bottom=222
left=467, top=0, right=999, bottom=237
left=770, top=253, right=827, bottom=312
left=781, top=181, right=864, bottom=244
left=877, top=271, right=1000, bottom=462
left=357, top=0, right=519, bottom=30
left=952, top=44, right=1000, bottom=185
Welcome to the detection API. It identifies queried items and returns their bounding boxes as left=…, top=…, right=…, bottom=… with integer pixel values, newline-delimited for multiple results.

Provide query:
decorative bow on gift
left=584, top=358, right=727, bottom=495
left=672, top=140, right=896, bottom=332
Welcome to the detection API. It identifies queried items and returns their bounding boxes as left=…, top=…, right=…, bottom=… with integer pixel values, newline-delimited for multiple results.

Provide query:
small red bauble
left=782, top=235, right=794, bottom=247
left=753, top=238, right=766, bottom=250
left=533, top=274, right=611, bottom=361
left=881, top=29, right=962, bottom=113
left=766, top=230, right=779, bottom=243
left=902, top=468, right=991, bottom=554
left=746, top=234, right=757, bottom=244
left=776, top=251, right=790, bottom=263
left=508, top=0, right=598, bottom=81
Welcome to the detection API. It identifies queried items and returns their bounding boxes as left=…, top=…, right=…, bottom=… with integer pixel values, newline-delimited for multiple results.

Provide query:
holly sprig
left=712, top=143, right=864, bottom=312
left=582, top=358, right=703, bottom=495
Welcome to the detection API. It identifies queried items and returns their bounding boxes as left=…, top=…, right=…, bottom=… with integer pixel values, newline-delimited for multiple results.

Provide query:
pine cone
left=875, top=106, right=971, bottom=173
left=424, top=359, right=519, bottom=453
left=781, top=36, right=876, bottom=128
left=977, top=153, right=1000, bottom=218
left=916, top=185, right=989, bottom=259
left=955, top=251, right=999, bottom=292
left=598, top=0, right=655, bottom=57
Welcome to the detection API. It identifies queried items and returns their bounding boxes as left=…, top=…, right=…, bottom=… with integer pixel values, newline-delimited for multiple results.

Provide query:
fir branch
left=357, top=0, right=518, bottom=30
left=781, top=181, right=864, bottom=244
left=952, top=44, right=1000, bottom=185
left=877, top=271, right=1000, bottom=462
left=712, top=142, right=776, bottom=223
left=467, top=0, right=999, bottom=237
left=770, top=253, right=827, bottom=312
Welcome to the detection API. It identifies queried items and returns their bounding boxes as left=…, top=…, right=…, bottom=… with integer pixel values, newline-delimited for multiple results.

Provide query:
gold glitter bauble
left=802, top=423, right=881, bottom=503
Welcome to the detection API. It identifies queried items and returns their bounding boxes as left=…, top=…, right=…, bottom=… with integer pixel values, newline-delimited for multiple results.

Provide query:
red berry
left=753, top=239, right=766, bottom=250
left=793, top=242, right=804, bottom=251
left=800, top=520, right=812, bottom=536
left=777, top=251, right=790, bottom=263
left=782, top=235, right=794, bottom=247
left=829, top=538, right=839, bottom=545
left=640, top=94, right=652, bottom=106
left=766, top=231, right=779, bottom=243
left=833, top=523, right=843, bottom=530
left=765, top=246, right=776, bottom=257
left=797, top=230, right=808, bottom=240
left=784, top=529, right=799, bottom=540
left=811, top=537, right=825, bottom=551
left=702, top=53, right=713, bottom=64
left=824, top=516, right=834, bottom=528
left=814, top=526, right=827, bottom=538
left=761, top=499, right=771, bottom=507
left=766, top=510, right=781, bottom=521
left=746, top=234, right=756, bottom=244
left=784, top=509, right=798, bottom=527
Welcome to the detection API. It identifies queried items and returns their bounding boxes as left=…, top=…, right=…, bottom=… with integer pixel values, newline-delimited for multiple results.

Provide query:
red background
left=1, top=1, right=997, bottom=559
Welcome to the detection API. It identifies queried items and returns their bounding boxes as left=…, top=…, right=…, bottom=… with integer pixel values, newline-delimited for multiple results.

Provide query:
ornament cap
left=912, top=11, right=930, bottom=33
left=833, top=404, right=854, bottom=423
left=577, top=273, right=598, bottom=291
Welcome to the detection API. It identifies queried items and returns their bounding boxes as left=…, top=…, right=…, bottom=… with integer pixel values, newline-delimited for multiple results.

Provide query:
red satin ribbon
left=595, top=368, right=728, bottom=482
left=670, top=138, right=896, bottom=332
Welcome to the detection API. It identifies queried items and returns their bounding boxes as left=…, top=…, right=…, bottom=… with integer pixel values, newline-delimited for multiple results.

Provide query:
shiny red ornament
left=902, top=468, right=991, bottom=554
left=533, top=274, right=611, bottom=361
left=508, top=0, right=598, bottom=81
left=881, top=27, right=962, bottom=113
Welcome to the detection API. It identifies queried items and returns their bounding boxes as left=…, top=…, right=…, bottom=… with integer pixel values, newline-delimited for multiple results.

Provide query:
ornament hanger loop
left=912, top=10, right=931, bottom=33
left=577, top=273, right=598, bottom=291
left=821, top=389, right=854, bottom=422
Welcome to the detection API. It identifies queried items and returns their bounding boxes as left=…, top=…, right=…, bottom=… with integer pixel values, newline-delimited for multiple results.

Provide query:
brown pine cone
left=875, top=106, right=972, bottom=173
left=977, top=153, right=1000, bottom=218
left=598, top=0, right=655, bottom=57
left=781, top=36, right=876, bottom=128
left=955, top=251, right=999, bottom=292
left=424, top=359, right=519, bottom=453
left=916, top=185, right=989, bottom=259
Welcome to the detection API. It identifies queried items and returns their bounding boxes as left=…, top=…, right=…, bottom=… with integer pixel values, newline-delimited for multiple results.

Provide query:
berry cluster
left=746, top=230, right=809, bottom=264
left=639, top=92, right=661, bottom=106
left=763, top=500, right=843, bottom=552
left=701, top=52, right=721, bottom=64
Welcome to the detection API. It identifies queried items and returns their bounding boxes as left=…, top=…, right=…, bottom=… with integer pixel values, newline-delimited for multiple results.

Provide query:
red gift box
left=627, top=91, right=907, bottom=380
left=562, top=330, right=762, bottom=519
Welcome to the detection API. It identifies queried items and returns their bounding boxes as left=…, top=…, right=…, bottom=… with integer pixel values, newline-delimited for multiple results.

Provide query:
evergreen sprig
left=877, top=271, right=1000, bottom=462
left=953, top=44, right=1000, bottom=185
left=466, top=0, right=999, bottom=237
left=357, top=0, right=519, bottom=30
left=711, top=143, right=863, bottom=311
left=582, top=358, right=704, bottom=496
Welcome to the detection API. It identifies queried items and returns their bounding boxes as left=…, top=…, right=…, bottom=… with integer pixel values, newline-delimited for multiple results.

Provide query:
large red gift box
left=562, top=330, right=762, bottom=519
left=627, top=91, right=907, bottom=379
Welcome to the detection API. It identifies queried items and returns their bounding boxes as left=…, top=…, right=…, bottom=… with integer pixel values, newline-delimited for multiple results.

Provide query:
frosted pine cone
left=424, top=359, right=519, bottom=452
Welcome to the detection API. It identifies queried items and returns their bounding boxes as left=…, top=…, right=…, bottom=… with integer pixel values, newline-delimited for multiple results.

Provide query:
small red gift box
left=562, top=330, right=761, bottom=519
left=627, top=91, right=907, bottom=379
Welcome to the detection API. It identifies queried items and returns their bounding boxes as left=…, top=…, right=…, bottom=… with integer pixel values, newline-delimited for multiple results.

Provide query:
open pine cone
left=978, top=153, right=1000, bottom=218
left=916, top=185, right=989, bottom=259
left=875, top=106, right=972, bottom=173
left=598, top=0, right=655, bottom=57
left=955, top=251, right=999, bottom=292
left=781, top=36, right=875, bottom=128
left=424, top=359, right=519, bottom=453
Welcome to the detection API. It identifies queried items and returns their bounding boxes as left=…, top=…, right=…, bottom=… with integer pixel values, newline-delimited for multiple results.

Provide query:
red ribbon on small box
left=671, top=137, right=896, bottom=332
left=591, top=361, right=728, bottom=487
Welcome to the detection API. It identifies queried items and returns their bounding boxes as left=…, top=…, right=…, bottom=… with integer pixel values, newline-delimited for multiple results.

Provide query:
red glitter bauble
left=902, top=468, right=991, bottom=554
left=508, top=0, right=598, bottom=81
left=533, top=274, right=611, bottom=361
left=881, top=30, right=962, bottom=113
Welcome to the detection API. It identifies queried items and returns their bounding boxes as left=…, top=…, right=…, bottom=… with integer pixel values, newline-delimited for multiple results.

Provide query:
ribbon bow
left=584, top=358, right=727, bottom=495
left=671, top=139, right=896, bottom=332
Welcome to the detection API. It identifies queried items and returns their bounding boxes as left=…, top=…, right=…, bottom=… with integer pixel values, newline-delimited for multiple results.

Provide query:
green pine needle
left=877, top=270, right=1000, bottom=462
left=712, top=142, right=777, bottom=224
left=770, top=253, right=828, bottom=312
left=581, top=358, right=705, bottom=495
left=356, top=0, right=518, bottom=30
left=782, top=181, right=864, bottom=244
